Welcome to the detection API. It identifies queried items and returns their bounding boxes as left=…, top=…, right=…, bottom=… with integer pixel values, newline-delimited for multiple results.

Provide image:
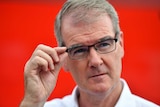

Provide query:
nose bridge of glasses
left=87, top=45, right=103, bottom=63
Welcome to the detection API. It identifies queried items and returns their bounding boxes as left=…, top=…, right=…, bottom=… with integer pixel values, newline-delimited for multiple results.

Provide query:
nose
left=88, top=47, right=103, bottom=68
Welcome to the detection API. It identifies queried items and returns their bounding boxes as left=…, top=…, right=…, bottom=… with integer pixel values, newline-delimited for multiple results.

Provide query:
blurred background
left=0, top=0, right=160, bottom=106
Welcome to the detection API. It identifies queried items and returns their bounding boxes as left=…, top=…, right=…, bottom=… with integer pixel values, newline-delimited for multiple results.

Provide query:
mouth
left=90, top=73, right=108, bottom=78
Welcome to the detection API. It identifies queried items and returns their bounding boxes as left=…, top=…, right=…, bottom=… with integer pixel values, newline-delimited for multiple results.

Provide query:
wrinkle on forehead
left=61, top=13, right=114, bottom=47
left=66, top=31, right=113, bottom=46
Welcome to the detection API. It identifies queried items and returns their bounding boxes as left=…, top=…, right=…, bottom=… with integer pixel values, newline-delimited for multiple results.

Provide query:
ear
left=119, top=31, right=124, bottom=47
left=118, top=31, right=125, bottom=57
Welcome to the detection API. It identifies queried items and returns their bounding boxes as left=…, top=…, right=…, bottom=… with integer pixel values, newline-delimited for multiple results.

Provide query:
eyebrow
left=98, top=36, right=114, bottom=42
left=67, top=36, right=114, bottom=49
left=67, top=44, right=84, bottom=51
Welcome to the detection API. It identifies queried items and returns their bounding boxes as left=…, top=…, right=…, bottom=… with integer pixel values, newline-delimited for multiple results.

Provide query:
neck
left=78, top=80, right=123, bottom=107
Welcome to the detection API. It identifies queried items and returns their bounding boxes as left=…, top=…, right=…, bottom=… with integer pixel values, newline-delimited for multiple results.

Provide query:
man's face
left=61, top=13, right=124, bottom=95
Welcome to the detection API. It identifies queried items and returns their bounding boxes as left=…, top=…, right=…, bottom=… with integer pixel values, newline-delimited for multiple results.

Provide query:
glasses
left=66, top=35, right=118, bottom=60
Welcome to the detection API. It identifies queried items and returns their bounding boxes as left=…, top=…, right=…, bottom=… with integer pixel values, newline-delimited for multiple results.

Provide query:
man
left=20, top=0, right=159, bottom=107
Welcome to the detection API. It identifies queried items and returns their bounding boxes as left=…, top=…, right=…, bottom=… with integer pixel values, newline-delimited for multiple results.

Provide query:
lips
left=90, top=73, right=108, bottom=78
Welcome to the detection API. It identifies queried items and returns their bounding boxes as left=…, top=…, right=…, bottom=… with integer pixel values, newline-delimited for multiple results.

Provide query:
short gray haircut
left=55, top=0, right=120, bottom=46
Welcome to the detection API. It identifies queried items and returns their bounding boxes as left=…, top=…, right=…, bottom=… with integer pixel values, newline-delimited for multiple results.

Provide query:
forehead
left=61, top=13, right=114, bottom=46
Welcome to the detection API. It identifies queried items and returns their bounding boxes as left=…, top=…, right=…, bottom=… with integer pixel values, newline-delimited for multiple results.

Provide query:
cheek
left=68, top=60, right=87, bottom=71
left=67, top=60, right=88, bottom=83
left=102, top=49, right=123, bottom=78
left=112, top=47, right=123, bottom=76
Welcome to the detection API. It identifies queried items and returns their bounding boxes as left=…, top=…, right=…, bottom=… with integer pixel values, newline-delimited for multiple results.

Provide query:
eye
left=71, top=47, right=88, bottom=56
left=97, top=41, right=111, bottom=48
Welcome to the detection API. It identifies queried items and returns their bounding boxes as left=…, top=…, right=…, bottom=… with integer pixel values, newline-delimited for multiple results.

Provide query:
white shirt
left=44, top=79, right=159, bottom=107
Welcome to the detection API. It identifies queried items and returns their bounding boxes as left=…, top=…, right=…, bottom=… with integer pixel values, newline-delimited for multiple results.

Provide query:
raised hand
left=20, top=44, right=67, bottom=107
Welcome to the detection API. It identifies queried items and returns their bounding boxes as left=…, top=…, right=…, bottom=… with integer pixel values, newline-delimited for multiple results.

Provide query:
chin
left=88, top=83, right=113, bottom=96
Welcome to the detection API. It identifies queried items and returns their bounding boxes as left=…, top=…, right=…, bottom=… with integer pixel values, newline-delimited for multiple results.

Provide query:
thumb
left=51, top=52, right=68, bottom=75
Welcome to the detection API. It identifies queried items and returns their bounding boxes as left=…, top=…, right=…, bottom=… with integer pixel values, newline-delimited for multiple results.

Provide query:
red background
left=0, top=1, right=160, bottom=107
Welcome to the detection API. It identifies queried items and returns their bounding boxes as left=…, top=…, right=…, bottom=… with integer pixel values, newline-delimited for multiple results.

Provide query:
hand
left=20, top=44, right=67, bottom=107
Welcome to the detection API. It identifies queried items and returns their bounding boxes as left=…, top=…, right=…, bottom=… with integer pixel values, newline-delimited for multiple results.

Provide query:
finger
left=50, top=52, right=68, bottom=75
left=34, top=50, right=54, bottom=70
left=54, top=47, right=67, bottom=55
left=35, top=44, right=67, bottom=63
left=25, top=56, right=49, bottom=74
left=48, top=47, right=67, bottom=63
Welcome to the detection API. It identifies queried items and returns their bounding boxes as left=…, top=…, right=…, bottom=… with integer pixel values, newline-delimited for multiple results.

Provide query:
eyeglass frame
left=65, top=32, right=119, bottom=60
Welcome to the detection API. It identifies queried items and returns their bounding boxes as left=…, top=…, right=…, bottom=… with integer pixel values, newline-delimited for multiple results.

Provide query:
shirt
left=44, top=79, right=159, bottom=107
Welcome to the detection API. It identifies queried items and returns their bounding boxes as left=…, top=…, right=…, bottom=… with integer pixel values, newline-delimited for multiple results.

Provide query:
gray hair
left=54, top=0, right=120, bottom=46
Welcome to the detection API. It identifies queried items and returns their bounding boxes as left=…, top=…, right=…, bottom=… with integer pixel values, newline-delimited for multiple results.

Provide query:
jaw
left=79, top=74, right=121, bottom=97
left=78, top=79, right=123, bottom=106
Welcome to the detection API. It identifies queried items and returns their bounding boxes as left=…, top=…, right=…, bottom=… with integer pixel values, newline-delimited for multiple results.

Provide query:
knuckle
left=32, top=56, right=48, bottom=68
left=33, top=56, right=40, bottom=61
left=35, top=49, right=42, bottom=56
left=37, top=44, right=44, bottom=49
